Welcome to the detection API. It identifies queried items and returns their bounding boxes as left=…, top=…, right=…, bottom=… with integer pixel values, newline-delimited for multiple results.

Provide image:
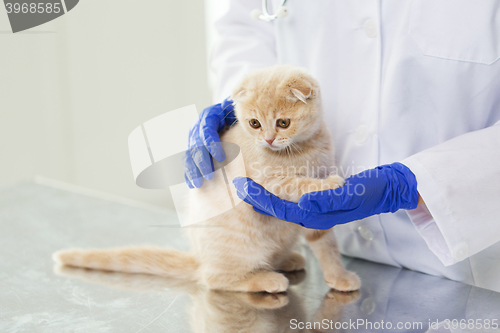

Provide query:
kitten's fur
left=53, top=65, right=361, bottom=293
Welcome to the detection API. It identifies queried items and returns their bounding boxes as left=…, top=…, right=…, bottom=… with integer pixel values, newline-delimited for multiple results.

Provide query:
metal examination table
left=1, top=181, right=499, bottom=332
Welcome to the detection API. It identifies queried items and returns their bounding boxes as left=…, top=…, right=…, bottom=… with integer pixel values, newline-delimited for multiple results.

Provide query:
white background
left=0, top=0, right=229, bottom=208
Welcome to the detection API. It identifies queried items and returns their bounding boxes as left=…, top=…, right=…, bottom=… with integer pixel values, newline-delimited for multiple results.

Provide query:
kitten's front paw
left=325, top=271, right=361, bottom=292
left=326, top=175, right=345, bottom=190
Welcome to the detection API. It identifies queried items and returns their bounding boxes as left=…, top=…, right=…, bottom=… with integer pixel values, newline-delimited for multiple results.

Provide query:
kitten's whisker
left=286, top=146, right=293, bottom=166
left=291, top=142, right=303, bottom=154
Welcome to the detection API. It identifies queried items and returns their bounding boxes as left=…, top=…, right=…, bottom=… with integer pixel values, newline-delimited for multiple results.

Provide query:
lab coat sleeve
left=401, top=122, right=500, bottom=266
left=211, top=0, right=278, bottom=102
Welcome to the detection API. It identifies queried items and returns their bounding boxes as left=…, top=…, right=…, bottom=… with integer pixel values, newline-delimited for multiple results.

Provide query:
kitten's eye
left=277, top=118, right=291, bottom=128
left=249, top=119, right=261, bottom=129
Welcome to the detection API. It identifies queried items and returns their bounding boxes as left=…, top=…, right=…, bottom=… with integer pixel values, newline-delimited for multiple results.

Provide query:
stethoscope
left=251, top=0, right=289, bottom=21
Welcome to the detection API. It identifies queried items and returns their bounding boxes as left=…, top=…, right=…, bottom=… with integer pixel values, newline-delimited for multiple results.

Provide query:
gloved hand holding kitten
left=184, top=97, right=236, bottom=188
left=233, top=163, right=419, bottom=229
left=185, top=99, right=420, bottom=229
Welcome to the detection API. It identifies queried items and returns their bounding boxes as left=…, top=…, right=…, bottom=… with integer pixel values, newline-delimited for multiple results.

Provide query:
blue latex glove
left=232, top=163, right=419, bottom=229
left=184, top=98, right=236, bottom=188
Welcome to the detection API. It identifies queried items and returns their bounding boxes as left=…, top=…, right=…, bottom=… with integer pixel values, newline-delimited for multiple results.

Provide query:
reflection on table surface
left=1, top=182, right=499, bottom=332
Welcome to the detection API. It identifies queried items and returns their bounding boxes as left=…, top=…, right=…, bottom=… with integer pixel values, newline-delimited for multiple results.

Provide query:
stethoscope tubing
left=259, top=0, right=288, bottom=21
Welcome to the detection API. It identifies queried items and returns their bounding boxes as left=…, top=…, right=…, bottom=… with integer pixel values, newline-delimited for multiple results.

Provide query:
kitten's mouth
left=267, top=144, right=288, bottom=151
left=257, top=140, right=289, bottom=151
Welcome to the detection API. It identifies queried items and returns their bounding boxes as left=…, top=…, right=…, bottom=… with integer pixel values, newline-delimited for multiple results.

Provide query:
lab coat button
left=355, top=125, right=369, bottom=144
left=358, top=225, right=374, bottom=241
left=453, top=243, right=469, bottom=262
left=364, top=19, right=378, bottom=38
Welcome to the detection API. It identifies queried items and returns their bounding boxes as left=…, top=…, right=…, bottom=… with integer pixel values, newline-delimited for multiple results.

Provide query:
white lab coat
left=211, top=0, right=500, bottom=292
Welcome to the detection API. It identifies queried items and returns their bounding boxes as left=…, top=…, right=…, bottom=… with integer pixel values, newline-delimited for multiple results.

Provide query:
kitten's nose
left=266, top=138, right=275, bottom=146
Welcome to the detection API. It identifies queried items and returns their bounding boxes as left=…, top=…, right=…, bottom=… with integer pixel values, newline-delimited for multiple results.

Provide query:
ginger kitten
left=53, top=65, right=361, bottom=293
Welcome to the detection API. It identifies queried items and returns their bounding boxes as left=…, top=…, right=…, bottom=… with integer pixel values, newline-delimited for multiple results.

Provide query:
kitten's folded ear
left=231, top=80, right=247, bottom=102
left=289, top=79, right=312, bottom=104
left=232, top=89, right=246, bottom=102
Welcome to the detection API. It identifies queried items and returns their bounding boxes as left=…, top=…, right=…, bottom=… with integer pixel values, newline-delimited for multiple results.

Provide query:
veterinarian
left=185, top=1, right=500, bottom=292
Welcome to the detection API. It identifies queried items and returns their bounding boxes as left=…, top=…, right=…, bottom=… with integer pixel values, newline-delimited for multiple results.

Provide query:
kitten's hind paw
left=244, top=292, right=290, bottom=309
left=277, top=252, right=305, bottom=272
left=325, top=271, right=361, bottom=292
left=255, top=272, right=289, bottom=294
left=283, top=270, right=306, bottom=285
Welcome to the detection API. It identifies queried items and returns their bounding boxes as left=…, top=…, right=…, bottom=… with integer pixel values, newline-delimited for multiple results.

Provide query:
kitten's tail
left=52, top=246, right=199, bottom=280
